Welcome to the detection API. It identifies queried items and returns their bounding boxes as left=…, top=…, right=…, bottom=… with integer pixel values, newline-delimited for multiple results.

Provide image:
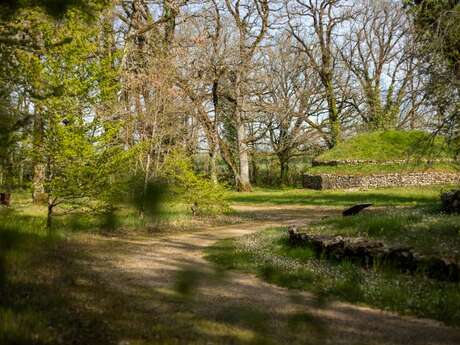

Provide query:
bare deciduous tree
left=221, top=0, right=270, bottom=190
left=259, top=34, right=323, bottom=183
left=339, top=0, right=422, bottom=130
left=286, top=0, right=352, bottom=147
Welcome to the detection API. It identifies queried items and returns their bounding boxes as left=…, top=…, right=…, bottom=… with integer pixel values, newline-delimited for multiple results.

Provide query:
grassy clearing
left=2, top=186, right=458, bottom=342
left=205, top=226, right=460, bottom=326
left=317, top=130, right=452, bottom=161
left=226, top=186, right=451, bottom=207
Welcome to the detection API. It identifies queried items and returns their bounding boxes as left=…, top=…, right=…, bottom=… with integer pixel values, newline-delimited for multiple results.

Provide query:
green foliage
left=44, top=116, right=134, bottom=211
left=6, top=7, right=129, bottom=218
left=251, top=154, right=311, bottom=187
left=0, top=110, right=27, bottom=190
left=0, top=0, right=110, bottom=19
left=159, top=150, right=229, bottom=215
left=206, top=227, right=460, bottom=325
left=125, top=176, right=165, bottom=220
left=316, top=130, right=453, bottom=161
left=408, top=1, right=460, bottom=153
left=410, top=0, right=460, bottom=73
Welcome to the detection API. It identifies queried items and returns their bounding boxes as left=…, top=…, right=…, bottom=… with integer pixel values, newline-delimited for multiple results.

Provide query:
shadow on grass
left=0, top=236, right=116, bottom=344
left=0, top=238, right=328, bottom=344
left=3, top=220, right=460, bottom=344
left=0, top=208, right=116, bottom=344
left=0, top=206, right=326, bottom=344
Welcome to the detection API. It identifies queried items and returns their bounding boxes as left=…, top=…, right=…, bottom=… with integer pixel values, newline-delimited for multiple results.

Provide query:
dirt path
left=76, top=206, right=460, bottom=345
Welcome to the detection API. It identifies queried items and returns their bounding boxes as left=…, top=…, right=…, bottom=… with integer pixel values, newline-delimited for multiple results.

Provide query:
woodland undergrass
left=226, top=185, right=452, bottom=207
left=5, top=190, right=237, bottom=234
left=205, top=224, right=460, bottom=326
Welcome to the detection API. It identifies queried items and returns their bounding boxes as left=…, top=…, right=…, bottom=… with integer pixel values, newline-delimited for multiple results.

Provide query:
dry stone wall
left=303, top=172, right=460, bottom=190
left=287, top=226, right=459, bottom=282
left=312, top=159, right=454, bottom=166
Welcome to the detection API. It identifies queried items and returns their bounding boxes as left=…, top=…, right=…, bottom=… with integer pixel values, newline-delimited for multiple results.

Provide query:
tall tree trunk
left=2, top=153, right=14, bottom=193
left=234, top=63, right=251, bottom=192
left=209, top=145, right=218, bottom=185
left=236, top=122, right=251, bottom=191
left=279, top=153, right=289, bottom=186
left=325, top=81, right=341, bottom=148
left=18, top=162, right=23, bottom=189
left=32, top=164, right=46, bottom=202
left=32, top=106, right=46, bottom=203
left=140, top=151, right=152, bottom=219
left=163, top=0, right=178, bottom=47
left=46, top=199, right=54, bottom=229
left=250, top=151, right=257, bottom=184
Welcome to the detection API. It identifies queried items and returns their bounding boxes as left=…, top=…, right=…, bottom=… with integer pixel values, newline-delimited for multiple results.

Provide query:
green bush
left=160, top=150, right=229, bottom=215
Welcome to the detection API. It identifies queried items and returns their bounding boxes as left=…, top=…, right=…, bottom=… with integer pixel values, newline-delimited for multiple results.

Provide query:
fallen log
left=287, top=226, right=459, bottom=282
left=342, top=203, right=373, bottom=216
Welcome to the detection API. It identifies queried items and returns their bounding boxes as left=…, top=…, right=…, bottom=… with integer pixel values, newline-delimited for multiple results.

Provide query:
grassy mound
left=308, top=130, right=458, bottom=175
left=316, top=130, right=452, bottom=162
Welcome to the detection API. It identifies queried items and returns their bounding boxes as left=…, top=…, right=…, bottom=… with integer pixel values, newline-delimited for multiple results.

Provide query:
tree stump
left=441, top=189, right=460, bottom=213
left=0, top=193, right=11, bottom=206
left=191, top=202, right=198, bottom=216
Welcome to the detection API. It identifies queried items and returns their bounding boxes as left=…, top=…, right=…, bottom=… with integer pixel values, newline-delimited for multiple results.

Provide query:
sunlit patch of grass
left=206, top=239, right=255, bottom=270
left=226, top=186, right=451, bottom=207
left=205, top=227, right=460, bottom=326
left=195, top=320, right=257, bottom=343
left=5, top=190, right=239, bottom=236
